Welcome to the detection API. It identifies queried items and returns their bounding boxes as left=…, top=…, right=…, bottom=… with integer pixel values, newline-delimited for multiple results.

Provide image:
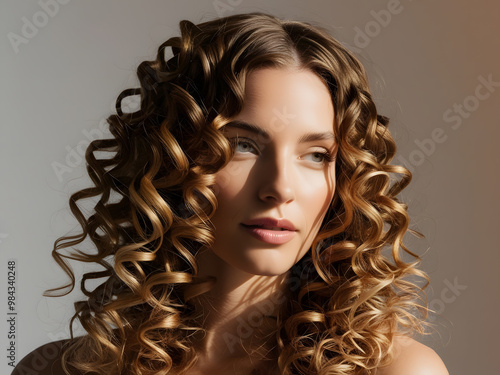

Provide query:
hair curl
left=46, top=12, right=430, bottom=375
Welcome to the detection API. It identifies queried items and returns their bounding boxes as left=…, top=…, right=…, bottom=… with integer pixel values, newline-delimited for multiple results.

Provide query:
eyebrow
left=223, top=120, right=335, bottom=143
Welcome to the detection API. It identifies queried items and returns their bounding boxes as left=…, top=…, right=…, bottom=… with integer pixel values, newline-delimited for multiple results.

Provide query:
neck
left=188, top=248, right=291, bottom=367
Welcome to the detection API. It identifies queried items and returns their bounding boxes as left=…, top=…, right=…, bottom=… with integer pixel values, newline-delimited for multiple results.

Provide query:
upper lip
left=241, top=217, right=297, bottom=231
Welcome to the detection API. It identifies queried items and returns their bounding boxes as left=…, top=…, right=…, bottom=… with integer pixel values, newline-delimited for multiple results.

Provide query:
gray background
left=1, top=0, right=498, bottom=373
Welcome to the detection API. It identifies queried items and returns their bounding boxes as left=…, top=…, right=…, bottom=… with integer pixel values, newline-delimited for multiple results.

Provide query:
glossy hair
left=46, top=12, right=430, bottom=375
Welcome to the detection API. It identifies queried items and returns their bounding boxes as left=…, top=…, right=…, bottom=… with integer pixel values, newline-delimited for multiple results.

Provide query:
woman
left=13, top=12, right=449, bottom=375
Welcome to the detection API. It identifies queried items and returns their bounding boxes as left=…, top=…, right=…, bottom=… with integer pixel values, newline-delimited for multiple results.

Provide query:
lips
left=240, top=218, right=297, bottom=245
left=241, top=218, right=297, bottom=231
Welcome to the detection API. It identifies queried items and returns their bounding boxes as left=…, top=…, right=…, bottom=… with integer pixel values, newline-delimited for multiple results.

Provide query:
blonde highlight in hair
left=46, top=12, right=430, bottom=375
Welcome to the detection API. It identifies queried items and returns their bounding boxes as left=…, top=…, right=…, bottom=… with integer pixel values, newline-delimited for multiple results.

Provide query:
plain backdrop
left=1, top=0, right=499, bottom=373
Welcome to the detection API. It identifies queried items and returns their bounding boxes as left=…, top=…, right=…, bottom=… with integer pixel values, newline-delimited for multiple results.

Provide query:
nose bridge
left=258, top=144, right=295, bottom=204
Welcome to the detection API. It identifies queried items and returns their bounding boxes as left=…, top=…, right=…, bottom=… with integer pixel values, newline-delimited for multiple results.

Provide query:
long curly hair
left=46, top=12, right=430, bottom=375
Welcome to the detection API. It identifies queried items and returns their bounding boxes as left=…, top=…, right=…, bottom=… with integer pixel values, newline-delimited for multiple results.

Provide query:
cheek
left=302, top=170, right=336, bottom=227
left=213, top=162, right=249, bottom=205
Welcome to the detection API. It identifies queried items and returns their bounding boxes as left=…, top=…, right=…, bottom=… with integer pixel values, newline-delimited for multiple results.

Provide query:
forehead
left=235, top=67, right=335, bottom=133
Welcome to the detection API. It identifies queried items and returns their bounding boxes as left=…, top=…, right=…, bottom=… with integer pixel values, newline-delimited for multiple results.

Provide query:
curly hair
left=45, top=11, right=430, bottom=375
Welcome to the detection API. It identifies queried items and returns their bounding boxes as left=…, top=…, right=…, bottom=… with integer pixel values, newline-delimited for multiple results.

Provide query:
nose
left=257, top=152, right=295, bottom=205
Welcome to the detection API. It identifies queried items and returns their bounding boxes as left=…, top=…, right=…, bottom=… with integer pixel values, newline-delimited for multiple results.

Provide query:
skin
left=190, top=67, right=337, bottom=373
left=11, top=68, right=449, bottom=375
left=375, top=335, right=450, bottom=375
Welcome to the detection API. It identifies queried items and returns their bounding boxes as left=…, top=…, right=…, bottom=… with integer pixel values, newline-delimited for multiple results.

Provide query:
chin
left=247, top=268, right=287, bottom=277
left=237, top=258, right=293, bottom=277
left=233, top=246, right=309, bottom=276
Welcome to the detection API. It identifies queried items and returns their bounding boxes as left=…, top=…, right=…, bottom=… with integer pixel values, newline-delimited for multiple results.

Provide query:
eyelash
left=228, top=137, right=258, bottom=155
left=305, top=151, right=334, bottom=164
left=229, top=137, right=334, bottom=165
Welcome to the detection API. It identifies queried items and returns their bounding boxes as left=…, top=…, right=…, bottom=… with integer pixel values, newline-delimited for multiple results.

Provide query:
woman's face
left=208, top=67, right=336, bottom=276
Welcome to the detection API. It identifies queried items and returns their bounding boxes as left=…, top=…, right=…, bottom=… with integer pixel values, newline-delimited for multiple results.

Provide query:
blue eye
left=236, top=141, right=256, bottom=153
left=303, top=151, right=333, bottom=164
left=311, top=152, right=327, bottom=163
left=230, top=138, right=258, bottom=154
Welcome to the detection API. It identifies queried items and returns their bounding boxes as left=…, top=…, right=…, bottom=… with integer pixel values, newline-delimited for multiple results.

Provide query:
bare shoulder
left=375, top=335, right=450, bottom=375
left=11, top=338, right=79, bottom=375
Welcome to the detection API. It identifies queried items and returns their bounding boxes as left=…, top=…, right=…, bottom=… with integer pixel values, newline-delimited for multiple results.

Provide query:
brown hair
left=47, top=12, right=429, bottom=375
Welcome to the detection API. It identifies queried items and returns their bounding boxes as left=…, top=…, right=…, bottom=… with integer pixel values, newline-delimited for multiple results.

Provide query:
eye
left=236, top=141, right=255, bottom=153
left=229, top=137, right=259, bottom=154
left=301, top=150, right=334, bottom=164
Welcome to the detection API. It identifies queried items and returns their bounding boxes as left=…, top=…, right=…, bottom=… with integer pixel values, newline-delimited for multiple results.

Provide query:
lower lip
left=240, top=225, right=297, bottom=245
